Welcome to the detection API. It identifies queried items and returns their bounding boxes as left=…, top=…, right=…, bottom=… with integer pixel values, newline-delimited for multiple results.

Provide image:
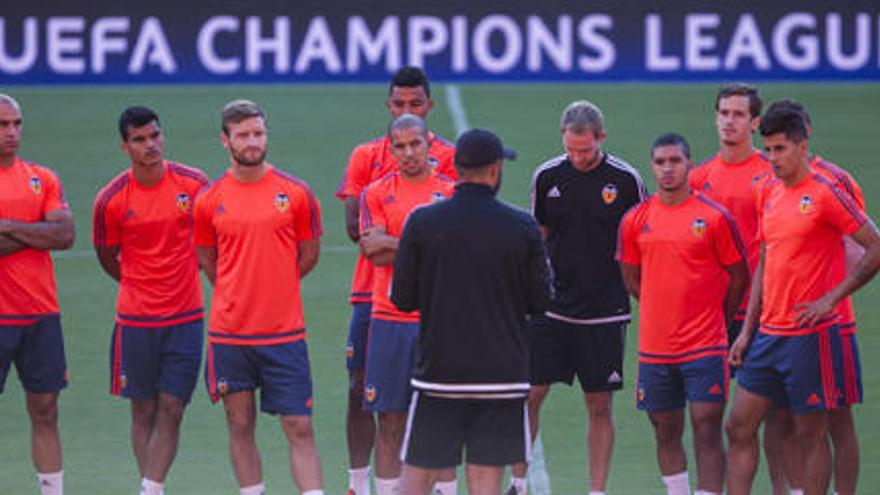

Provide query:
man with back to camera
left=392, top=128, right=552, bottom=495
left=194, top=99, right=325, bottom=495
left=0, top=93, right=75, bottom=495
left=335, top=66, right=457, bottom=495
left=512, top=99, right=647, bottom=495
left=618, top=133, right=749, bottom=495
left=93, top=106, right=210, bottom=495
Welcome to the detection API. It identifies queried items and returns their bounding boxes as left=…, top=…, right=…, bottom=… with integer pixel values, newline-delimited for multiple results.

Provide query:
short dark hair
left=765, top=98, right=812, bottom=135
left=221, top=99, right=265, bottom=134
left=389, top=66, right=430, bottom=98
left=759, top=101, right=808, bottom=142
left=455, top=128, right=504, bottom=170
left=715, top=82, right=762, bottom=118
left=119, top=106, right=159, bottom=140
left=651, top=133, right=691, bottom=160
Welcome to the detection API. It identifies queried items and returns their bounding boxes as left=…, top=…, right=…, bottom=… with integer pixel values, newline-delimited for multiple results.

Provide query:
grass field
left=0, top=83, right=878, bottom=494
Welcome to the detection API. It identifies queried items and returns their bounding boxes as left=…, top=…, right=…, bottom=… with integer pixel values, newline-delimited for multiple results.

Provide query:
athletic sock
left=507, top=476, right=527, bottom=495
left=349, top=466, right=371, bottom=495
left=694, top=491, right=720, bottom=495
left=790, top=490, right=804, bottom=495
left=375, top=477, right=400, bottom=495
left=37, top=470, right=63, bottom=495
left=302, top=491, right=325, bottom=495
left=239, top=482, right=265, bottom=495
left=661, top=471, right=690, bottom=495
left=140, top=478, right=165, bottom=495
left=433, top=480, right=457, bottom=495
left=589, top=492, right=606, bottom=495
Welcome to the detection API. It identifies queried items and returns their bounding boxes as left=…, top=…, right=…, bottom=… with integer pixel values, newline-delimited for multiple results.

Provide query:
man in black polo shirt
left=512, top=100, right=647, bottom=495
left=391, top=129, right=552, bottom=495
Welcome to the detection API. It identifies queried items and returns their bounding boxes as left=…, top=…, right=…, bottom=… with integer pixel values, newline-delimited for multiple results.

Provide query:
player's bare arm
left=0, top=233, right=25, bottom=256
left=359, top=226, right=398, bottom=266
left=298, top=238, right=320, bottom=278
left=0, top=208, right=74, bottom=250
left=794, top=220, right=880, bottom=327
left=344, top=196, right=360, bottom=242
left=730, top=246, right=765, bottom=367
left=722, top=260, right=750, bottom=328
left=94, top=245, right=121, bottom=281
left=197, top=246, right=218, bottom=284
left=619, top=262, right=641, bottom=300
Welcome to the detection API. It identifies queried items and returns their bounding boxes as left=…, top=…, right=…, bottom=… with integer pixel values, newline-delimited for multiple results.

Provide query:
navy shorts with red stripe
left=345, top=302, right=371, bottom=370
left=364, top=318, right=419, bottom=413
left=205, top=338, right=314, bottom=416
left=109, top=319, right=202, bottom=402
left=0, top=315, right=67, bottom=394
left=737, top=324, right=844, bottom=413
left=636, top=354, right=728, bottom=412
left=837, top=330, right=863, bottom=406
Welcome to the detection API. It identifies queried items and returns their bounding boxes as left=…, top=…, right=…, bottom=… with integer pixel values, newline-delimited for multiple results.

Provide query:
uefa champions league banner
left=1, top=0, right=878, bottom=84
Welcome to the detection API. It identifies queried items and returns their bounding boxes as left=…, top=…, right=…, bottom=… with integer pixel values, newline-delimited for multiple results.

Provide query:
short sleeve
left=291, top=184, right=323, bottom=241
left=711, top=210, right=747, bottom=267
left=92, top=190, right=122, bottom=247
left=530, top=170, right=547, bottom=225
left=336, top=144, right=374, bottom=200
left=431, top=139, right=458, bottom=180
left=821, top=182, right=867, bottom=236
left=616, top=208, right=641, bottom=265
left=40, top=168, right=69, bottom=215
left=193, top=189, right=217, bottom=247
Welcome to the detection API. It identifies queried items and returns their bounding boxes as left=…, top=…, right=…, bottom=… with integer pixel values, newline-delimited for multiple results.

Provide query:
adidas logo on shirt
left=607, top=371, right=622, bottom=384
left=547, top=186, right=561, bottom=198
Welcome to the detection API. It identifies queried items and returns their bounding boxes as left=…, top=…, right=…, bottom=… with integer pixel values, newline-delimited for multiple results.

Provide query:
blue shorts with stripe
left=0, top=315, right=67, bottom=394
left=109, top=319, right=203, bottom=402
left=205, top=338, right=314, bottom=416
left=364, top=318, right=419, bottom=413
left=636, top=354, right=728, bottom=412
left=737, top=325, right=844, bottom=414
left=838, top=330, right=863, bottom=406
left=345, top=302, right=371, bottom=371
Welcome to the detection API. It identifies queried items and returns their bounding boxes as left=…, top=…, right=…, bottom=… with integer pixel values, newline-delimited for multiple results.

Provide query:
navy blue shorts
left=364, top=318, right=419, bottom=413
left=838, top=332, right=863, bottom=406
left=0, top=315, right=67, bottom=394
left=346, top=302, right=371, bottom=371
left=636, top=355, right=728, bottom=412
left=109, top=319, right=203, bottom=402
left=206, top=339, right=314, bottom=416
left=737, top=326, right=843, bottom=414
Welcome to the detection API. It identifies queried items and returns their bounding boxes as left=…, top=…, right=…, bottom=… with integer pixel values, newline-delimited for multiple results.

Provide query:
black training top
left=530, top=152, right=647, bottom=324
left=391, top=182, right=552, bottom=400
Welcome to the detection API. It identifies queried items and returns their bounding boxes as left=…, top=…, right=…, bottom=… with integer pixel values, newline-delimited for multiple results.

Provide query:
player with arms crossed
left=93, top=106, right=210, bottom=495
left=618, top=133, right=749, bottom=495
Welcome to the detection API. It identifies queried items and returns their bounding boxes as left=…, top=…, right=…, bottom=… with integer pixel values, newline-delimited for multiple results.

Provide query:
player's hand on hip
left=792, top=294, right=836, bottom=328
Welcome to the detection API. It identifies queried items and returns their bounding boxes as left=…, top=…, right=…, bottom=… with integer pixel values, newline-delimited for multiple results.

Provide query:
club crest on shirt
left=691, top=218, right=707, bottom=238
left=431, top=192, right=446, bottom=203
left=428, top=157, right=439, bottom=167
left=28, top=176, right=42, bottom=195
left=274, top=192, right=290, bottom=212
left=601, top=183, right=618, bottom=204
left=365, top=384, right=377, bottom=403
left=176, top=193, right=192, bottom=213
left=800, top=195, right=814, bottom=214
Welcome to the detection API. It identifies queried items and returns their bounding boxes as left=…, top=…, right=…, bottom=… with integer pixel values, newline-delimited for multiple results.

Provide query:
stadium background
left=2, top=1, right=879, bottom=493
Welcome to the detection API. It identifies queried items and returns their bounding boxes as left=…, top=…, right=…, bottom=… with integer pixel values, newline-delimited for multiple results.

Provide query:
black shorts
left=402, top=392, right=529, bottom=468
left=530, top=314, right=626, bottom=392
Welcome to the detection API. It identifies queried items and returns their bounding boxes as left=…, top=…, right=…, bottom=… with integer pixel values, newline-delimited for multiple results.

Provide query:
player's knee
left=27, top=398, right=59, bottom=428
left=378, top=412, right=407, bottom=438
left=280, top=416, right=316, bottom=444
left=157, top=399, right=186, bottom=425
left=225, top=409, right=256, bottom=438
left=725, top=416, right=752, bottom=443
left=650, top=416, right=683, bottom=445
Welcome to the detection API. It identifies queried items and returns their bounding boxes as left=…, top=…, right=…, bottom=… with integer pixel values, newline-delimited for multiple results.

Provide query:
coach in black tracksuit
left=391, top=128, right=552, bottom=495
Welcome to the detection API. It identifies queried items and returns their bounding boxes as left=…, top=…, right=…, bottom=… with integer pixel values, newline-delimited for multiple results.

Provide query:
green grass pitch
left=0, top=83, right=878, bottom=493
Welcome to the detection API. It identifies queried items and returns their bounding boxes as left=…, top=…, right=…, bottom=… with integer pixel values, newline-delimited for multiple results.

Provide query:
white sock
left=140, top=478, right=164, bottom=495
left=510, top=476, right=527, bottom=495
left=349, top=466, right=371, bottom=494
left=375, top=477, right=400, bottom=495
left=694, top=491, right=720, bottom=495
left=790, top=491, right=804, bottom=495
left=239, top=483, right=265, bottom=495
left=589, top=492, right=606, bottom=495
left=661, top=471, right=690, bottom=495
left=433, top=480, right=457, bottom=495
left=302, top=491, right=325, bottom=495
left=37, top=471, right=63, bottom=495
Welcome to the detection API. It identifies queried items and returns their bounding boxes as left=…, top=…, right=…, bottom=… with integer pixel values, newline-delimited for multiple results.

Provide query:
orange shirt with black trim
left=193, top=165, right=323, bottom=345
left=811, top=156, right=866, bottom=335
left=689, top=151, right=771, bottom=319
left=337, top=133, right=456, bottom=304
left=0, top=158, right=69, bottom=325
left=756, top=171, right=867, bottom=335
left=617, top=193, right=747, bottom=363
left=93, top=161, right=210, bottom=327
left=361, top=170, right=455, bottom=323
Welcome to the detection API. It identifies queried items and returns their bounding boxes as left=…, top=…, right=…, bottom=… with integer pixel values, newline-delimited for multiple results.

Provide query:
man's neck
left=658, top=187, right=690, bottom=206
left=400, top=167, right=431, bottom=184
left=132, top=161, right=164, bottom=187
left=0, top=153, right=15, bottom=168
left=719, top=141, right=755, bottom=165
left=232, top=162, right=267, bottom=183
left=781, top=162, right=811, bottom=188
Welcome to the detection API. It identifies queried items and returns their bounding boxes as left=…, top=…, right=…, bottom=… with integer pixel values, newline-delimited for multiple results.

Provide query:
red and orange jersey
left=689, top=150, right=772, bottom=319
left=756, top=172, right=867, bottom=335
left=337, top=133, right=456, bottom=304
left=617, top=193, right=746, bottom=363
left=361, top=170, right=455, bottom=322
left=93, top=161, right=209, bottom=327
left=811, top=156, right=866, bottom=335
left=194, top=164, right=322, bottom=345
left=0, top=158, right=69, bottom=324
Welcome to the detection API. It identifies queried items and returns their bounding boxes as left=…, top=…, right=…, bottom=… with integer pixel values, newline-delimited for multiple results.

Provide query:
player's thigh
left=465, top=399, right=529, bottom=467
left=111, top=323, right=161, bottom=399
left=681, top=355, right=728, bottom=406
left=402, top=393, right=467, bottom=469
left=157, top=319, right=203, bottom=403
left=736, top=331, right=788, bottom=408
left=784, top=326, right=842, bottom=414
left=256, top=340, right=314, bottom=416
left=572, top=321, right=626, bottom=392
left=16, top=316, right=66, bottom=394
left=529, top=315, right=576, bottom=386
left=637, top=361, right=685, bottom=413
left=364, top=319, right=419, bottom=413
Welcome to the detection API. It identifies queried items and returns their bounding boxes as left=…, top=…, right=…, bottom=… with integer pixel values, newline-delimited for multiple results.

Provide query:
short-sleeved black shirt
left=531, top=152, right=647, bottom=323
